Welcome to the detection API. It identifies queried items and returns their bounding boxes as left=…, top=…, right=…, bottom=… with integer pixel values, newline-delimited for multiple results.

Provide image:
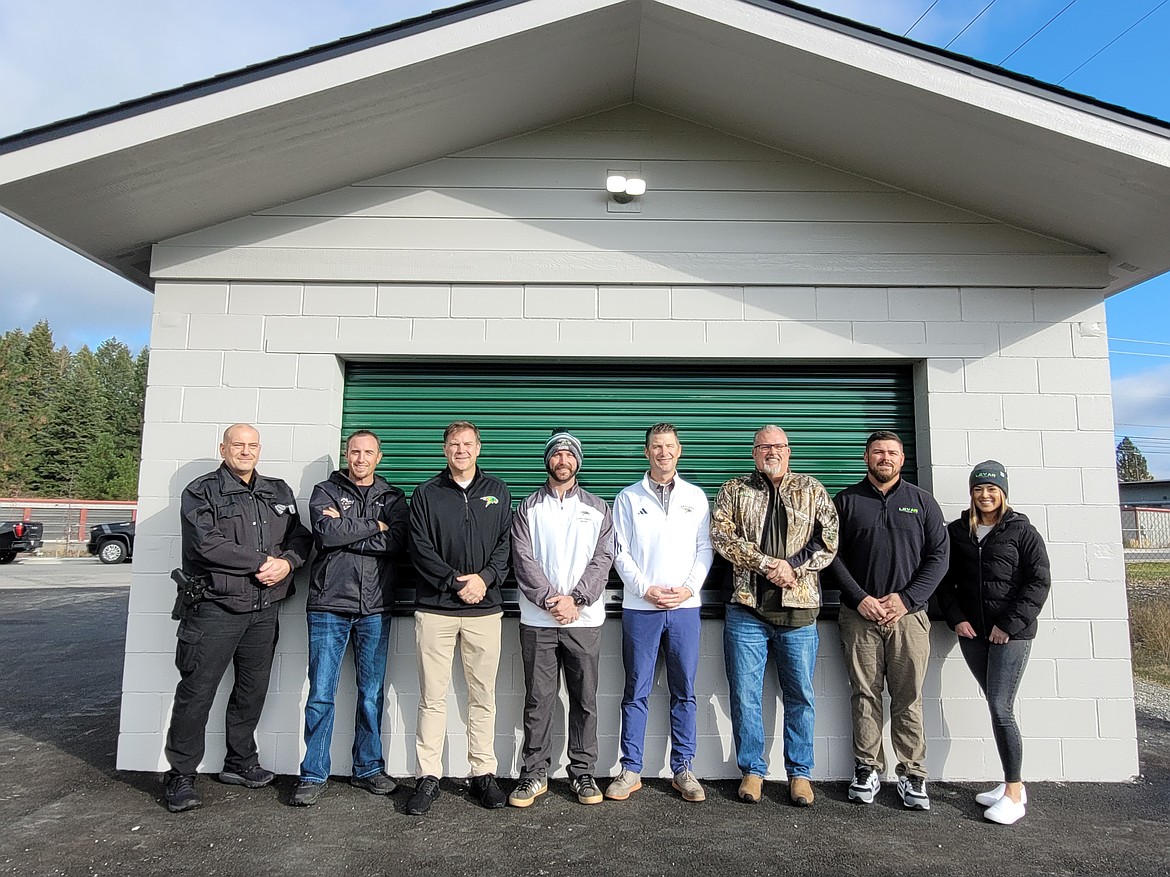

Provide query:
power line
left=944, top=1, right=999, bottom=49
left=1109, top=350, right=1170, bottom=359
left=1059, top=0, right=1170, bottom=84
left=904, top=1, right=941, bottom=36
left=1113, top=337, right=1170, bottom=347
left=1000, top=1, right=1079, bottom=65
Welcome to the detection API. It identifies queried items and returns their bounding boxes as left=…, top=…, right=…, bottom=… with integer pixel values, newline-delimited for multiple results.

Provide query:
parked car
left=87, top=521, right=135, bottom=564
left=0, top=521, right=44, bottom=564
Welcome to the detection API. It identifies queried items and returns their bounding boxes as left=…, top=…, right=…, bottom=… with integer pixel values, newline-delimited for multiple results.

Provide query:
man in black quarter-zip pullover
left=406, top=420, right=512, bottom=815
left=829, top=430, right=948, bottom=813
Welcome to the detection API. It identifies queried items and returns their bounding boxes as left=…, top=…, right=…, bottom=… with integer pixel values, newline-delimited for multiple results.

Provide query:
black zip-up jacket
left=180, top=464, right=311, bottom=613
left=409, top=467, right=512, bottom=616
left=937, top=509, right=1051, bottom=640
left=307, top=470, right=409, bottom=615
left=827, top=477, right=949, bottom=613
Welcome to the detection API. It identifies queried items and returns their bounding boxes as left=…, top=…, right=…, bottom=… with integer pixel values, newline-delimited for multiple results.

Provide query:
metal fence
left=0, top=498, right=137, bottom=556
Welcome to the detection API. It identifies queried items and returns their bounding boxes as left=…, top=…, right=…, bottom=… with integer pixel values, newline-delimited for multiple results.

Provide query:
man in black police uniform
left=163, top=423, right=311, bottom=813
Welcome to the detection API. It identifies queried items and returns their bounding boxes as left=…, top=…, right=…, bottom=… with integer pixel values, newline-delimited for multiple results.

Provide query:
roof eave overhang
left=0, top=0, right=1168, bottom=295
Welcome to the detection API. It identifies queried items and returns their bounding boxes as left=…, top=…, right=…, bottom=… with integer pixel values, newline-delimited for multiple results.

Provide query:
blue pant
left=299, top=611, right=391, bottom=784
left=619, top=607, right=701, bottom=774
left=723, top=603, right=817, bottom=779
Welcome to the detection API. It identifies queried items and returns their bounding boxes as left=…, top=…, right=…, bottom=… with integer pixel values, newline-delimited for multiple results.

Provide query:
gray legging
left=958, top=637, right=1032, bottom=783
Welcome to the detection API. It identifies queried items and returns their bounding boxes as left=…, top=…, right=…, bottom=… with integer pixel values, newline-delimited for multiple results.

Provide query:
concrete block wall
left=119, top=280, right=1138, bottom=781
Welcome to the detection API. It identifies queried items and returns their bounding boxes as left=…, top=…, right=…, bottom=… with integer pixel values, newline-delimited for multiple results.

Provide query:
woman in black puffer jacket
left=937, top=461, right=1051, bottom=827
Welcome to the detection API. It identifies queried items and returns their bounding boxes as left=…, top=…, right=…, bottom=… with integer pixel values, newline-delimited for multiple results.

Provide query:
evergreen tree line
left=0, top=320, right=148, bottom=500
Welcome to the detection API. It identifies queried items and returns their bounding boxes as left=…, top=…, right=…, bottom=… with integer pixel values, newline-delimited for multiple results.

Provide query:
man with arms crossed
left=606, top=423, right=713, bottom=803
left=164, top=423, right=311, bottom=813
left=292, top=429, right=409, bottom=806
left=406, top=420, right=512, bottom=815
left=711, top=425, right=838, bottom=807
left=508, top=429, right=614, bottom=808
left=830, top=430, right=948, bottom=811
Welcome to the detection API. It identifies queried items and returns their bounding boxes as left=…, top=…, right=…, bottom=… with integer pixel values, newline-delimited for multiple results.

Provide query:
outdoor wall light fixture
left=606, top=174, right=646, bottom=203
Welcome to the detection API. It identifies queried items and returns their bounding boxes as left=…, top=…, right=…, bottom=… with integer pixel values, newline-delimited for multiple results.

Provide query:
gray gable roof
left=1, top=0, right=1169, bottom=291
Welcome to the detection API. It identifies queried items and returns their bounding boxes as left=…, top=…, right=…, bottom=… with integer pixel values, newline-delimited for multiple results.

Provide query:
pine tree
left=33, top=346, right=104, bottom=496
left=1116, top=436, right=1154, bottom=483
left=0, top=323, right=147, bottom=498
left=0, top=328, right=29, bottom=492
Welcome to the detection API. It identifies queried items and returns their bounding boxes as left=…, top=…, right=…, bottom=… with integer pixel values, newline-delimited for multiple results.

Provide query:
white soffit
left=1, top=0, right=1169, bottom=293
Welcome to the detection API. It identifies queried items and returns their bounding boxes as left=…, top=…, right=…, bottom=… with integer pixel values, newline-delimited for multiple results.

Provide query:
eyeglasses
left=753, top=443, right=789, bottom=452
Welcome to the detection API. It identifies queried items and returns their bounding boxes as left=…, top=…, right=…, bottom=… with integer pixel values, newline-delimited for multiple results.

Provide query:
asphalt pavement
left=1, top=560, right=1167, bottom=877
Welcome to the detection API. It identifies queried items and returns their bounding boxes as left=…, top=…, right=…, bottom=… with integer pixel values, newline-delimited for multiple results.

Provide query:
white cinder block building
left=3, top=0, right=1168, bottom=781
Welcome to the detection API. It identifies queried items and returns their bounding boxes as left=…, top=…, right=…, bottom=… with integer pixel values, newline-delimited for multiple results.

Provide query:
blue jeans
left=723, top=603, right=817, bottom=779
left=619, top=607, right=701, bottom=774
left=300, top=611, right=391, bottom=784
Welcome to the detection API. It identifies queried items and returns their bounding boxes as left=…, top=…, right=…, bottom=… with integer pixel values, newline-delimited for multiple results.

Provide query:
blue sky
left=2, top=0, right=1168, bottom=473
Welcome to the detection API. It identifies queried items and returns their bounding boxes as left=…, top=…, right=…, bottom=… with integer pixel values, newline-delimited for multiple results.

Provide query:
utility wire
left=944, top=0, right=999, bottom=49
left=1109, top=350, right=1170, bottom=359
left=904, top=1, right=941, bottom=36
left=1114, top=337, right=1170, bottom=347
left=1000, top=1, right=1079, bottom=65
left=1059, top=0, right=1170, bottom=84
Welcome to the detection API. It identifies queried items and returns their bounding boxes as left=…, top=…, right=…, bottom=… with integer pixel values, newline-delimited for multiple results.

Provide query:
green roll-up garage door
left=342, top=361, right=916, bottom=613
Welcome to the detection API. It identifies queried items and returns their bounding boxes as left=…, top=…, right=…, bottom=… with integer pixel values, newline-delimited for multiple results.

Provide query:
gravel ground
left=1135, top=679, right=1170, bottom=722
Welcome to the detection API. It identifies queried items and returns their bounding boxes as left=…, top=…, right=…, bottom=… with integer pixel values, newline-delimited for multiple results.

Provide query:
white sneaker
left=975, top=783, right=1028, bottom=807
left=897, top=774, right=930, bottom=811
left=847, top=764, right=880, bottom=804
left=984, top=794, right=1026, bottom=825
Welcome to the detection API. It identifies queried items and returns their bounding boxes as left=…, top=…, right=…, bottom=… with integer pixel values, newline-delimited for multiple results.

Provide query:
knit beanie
left=545, top=428, right=583, bottom=470
left=969, top=460, right=1008, bottom=497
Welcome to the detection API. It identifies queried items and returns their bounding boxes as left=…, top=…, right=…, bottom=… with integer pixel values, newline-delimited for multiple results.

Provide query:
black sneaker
left=164, top=774, right=202, bottom=813
left=405, top=776, right=441, bottom=815
left=291, top=780, right=325, bottom=806
left=469, top=773, right=507, bottom=809
left=897, top=774, right=930, bottom=811
left=218, top=765, right=275, bottom=788
left=351, top=773, right=397, bottom=795
left=569, top=773, right=604, bottom=805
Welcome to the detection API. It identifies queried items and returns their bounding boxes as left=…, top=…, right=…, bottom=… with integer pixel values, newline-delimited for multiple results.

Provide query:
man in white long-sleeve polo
left=606, top=423, right=713, bottom=803
left=507, top=429, right=614, bottom=808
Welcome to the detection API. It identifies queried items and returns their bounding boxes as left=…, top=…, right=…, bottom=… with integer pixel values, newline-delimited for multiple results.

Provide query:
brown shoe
left=789, top=777, right=814, bottom=807
left=738, top=774, right=763, bottom=803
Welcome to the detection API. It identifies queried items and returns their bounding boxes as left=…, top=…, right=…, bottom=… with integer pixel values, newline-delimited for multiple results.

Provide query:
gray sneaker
left=291, top=780, right=325, bottom=806
left=604, top=769, right=642, bottom=801
left=569, top=773, right=603, bottom=805
left=672, top=768, right=706, bottom=802
left=507, top=774, right=548, bottom=808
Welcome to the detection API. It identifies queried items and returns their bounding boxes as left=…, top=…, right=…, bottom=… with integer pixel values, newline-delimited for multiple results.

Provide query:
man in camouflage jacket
left=711, top=425, right=838, bottom=807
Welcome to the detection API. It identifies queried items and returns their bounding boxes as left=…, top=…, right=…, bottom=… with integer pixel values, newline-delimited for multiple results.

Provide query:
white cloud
left=1112, top=362, right=1170, bottom=479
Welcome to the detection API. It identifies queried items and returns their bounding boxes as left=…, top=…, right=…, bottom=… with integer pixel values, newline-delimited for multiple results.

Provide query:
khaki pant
left=414, top=610, right=502, bottom=778
left=838, top=604, right=930, bottom=779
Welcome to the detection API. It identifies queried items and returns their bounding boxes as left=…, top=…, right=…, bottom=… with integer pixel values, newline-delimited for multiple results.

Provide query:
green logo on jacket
left=480, top=496, right=499, bottom=507
left=898, top=507, right=920, bottom=514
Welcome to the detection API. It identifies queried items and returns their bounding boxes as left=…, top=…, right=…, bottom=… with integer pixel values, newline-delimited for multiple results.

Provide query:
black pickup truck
left=0, top=521, right=44, bottom=564
left=87, top=521, right=135, bottom=564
